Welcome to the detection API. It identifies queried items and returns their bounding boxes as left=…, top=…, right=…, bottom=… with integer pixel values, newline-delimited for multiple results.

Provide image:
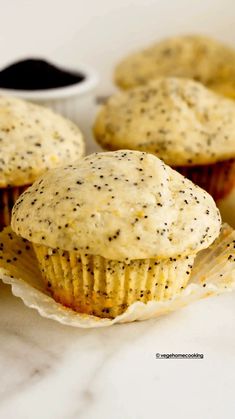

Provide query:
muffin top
left=0, top=96, right=85, bottom=187
left=94, top=78, right=235, bottom=166
left=11, top=150, right=221, bottom=260
left=114, top=34, right=235, bottom=98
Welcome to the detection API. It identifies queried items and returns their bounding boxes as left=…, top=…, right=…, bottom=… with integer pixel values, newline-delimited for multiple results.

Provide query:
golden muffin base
left=0, top=185, right=29, bottom=230
left=175, top=159, right=235, bottom=201
left=33, top=244, right=195, bottom=318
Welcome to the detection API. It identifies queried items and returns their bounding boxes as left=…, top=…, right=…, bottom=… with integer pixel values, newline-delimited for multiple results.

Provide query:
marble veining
left=0, top=280, right=235, bottom=419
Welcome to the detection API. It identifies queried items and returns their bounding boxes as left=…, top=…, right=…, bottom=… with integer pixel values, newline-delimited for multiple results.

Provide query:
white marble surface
left=0, top=281, right=235, bottom=419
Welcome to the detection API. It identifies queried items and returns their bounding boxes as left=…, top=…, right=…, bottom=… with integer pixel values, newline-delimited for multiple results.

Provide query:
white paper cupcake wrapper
left=0, top=224, right=235, bottom=328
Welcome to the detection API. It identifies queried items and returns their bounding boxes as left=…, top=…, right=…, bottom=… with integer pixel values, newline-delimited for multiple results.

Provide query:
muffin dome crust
left=11, top=150, right=221, bottom=260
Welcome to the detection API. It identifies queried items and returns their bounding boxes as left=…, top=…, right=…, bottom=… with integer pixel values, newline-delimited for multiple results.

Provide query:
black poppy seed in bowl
left=0, top=59, right=85, bottom=90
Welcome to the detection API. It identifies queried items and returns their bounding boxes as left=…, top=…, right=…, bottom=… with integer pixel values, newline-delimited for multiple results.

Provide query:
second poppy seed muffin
left=94, top=78, right=235, bottom=200
left=0, top=95, right=85, bottom=228
left=11, top=150, right=221, bottom=318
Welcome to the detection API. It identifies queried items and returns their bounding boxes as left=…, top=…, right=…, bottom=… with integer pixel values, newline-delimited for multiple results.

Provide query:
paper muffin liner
left=0, top=224, right=234, bottom=327
left=0, top=185, right=29, bottom=230
left=32, top=243, right=195, bottom=318
left=175, top=159, right=235, bottom=201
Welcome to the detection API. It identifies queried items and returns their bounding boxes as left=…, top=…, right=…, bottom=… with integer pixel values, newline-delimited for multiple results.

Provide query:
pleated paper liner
left=175, top=158, right=235, bottom=201
left=33, top=243, right=195, bottom=318
left=0, top=224, right=235, bottom=328
left=0, top=185, right=29, bottom=230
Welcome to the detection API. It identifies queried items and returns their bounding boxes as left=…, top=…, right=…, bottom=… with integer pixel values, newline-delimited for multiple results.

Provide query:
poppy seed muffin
left=0, top=95, right=84, bottom=228
left=11, top=150, right=221, bottom=318
left=114, top=34, right=235, bottom=99
left=94, top=78, right=235, bottom=200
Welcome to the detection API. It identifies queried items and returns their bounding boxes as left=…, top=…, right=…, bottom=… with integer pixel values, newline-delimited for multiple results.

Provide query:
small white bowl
left=0, top=63, right=99, bottom=131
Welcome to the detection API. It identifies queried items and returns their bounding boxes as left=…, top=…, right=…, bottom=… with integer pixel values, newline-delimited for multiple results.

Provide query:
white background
left=1, top=0, right=235, bottom=92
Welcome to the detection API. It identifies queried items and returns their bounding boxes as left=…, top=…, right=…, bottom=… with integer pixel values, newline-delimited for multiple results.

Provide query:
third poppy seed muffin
left=94, top=77, right=235, bottom=200
left=114, top=34, right=235, bottom=98
left=0, top=95, right=84, bottom=229
left=11, top=150, right=221, bottom=318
